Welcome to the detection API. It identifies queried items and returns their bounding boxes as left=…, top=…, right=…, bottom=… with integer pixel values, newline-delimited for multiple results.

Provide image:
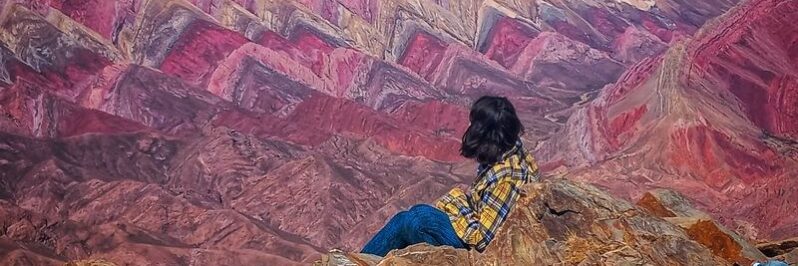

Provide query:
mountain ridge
left=1, top=0, right=795, bottom=264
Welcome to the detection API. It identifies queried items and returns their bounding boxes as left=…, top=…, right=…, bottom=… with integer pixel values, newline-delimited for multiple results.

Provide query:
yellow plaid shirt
left=435, top=142, right=539, bottom=252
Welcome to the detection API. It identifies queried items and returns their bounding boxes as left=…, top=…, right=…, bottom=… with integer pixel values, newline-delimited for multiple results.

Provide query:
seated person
left=361, top=95, right=540, bottom=256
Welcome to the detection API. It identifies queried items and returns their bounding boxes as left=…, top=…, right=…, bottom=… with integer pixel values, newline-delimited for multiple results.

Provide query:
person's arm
left=435, top=187, right=474, bottom=221
left=459, top=179, right=523, bottom=251
left=437, top=155, right=539, bottom=251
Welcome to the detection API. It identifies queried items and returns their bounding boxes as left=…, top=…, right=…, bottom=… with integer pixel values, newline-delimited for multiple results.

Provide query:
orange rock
left=477, top=180, right=728, bottom=265
left=636, top=191, right=677, bottom=217
left=638, top=189, right=767, bottom=264
left=636, top=189, right=708, bottom=218
left=669, top=217, right=763, bottom=265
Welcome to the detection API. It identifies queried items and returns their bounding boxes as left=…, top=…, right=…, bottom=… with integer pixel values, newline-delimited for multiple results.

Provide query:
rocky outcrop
left=479, top=180, right=736, bottom=265
left=758, top=238, right=798, bottom=265
left=637, top=189, right=767, bottom=265
left=479, top=179, right=728, bottom=265
left=376, top=244, right=475, bottom=266
left=318, top=179, right=734, bottom=265
left=64, top=259, right=118, bottom=266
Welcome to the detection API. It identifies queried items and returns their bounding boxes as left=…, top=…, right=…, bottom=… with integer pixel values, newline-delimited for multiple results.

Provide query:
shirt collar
left=476, top=140, right=524, bottom=175
left=502, top=140, right=523, bottom=159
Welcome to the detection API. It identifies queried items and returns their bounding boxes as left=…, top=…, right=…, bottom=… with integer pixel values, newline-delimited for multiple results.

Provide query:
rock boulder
left=319, top=179, right=733, bottom=265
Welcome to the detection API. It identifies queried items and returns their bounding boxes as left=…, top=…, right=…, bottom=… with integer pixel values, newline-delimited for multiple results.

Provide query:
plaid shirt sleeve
left=435, top=178, right=524, bottom=251
left=463, top=179, right=523, bottom=251
left=436, top=187, right=474, bottom=227
left=436, top=148, right=539, bottom=252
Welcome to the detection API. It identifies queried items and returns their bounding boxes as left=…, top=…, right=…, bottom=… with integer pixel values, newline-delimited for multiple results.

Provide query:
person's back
left=436, top=138, right=539, bottom=251
left=361, top=96, right=540, bottom=256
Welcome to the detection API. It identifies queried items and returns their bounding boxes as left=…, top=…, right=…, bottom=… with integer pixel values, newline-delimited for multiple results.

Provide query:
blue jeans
left=753, top=261, right=789, bottom=266
left=361, top=204, right=466, bottom=256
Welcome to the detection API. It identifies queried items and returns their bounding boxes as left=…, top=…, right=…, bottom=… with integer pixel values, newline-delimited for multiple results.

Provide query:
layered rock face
left=0, top=0, right=796, bottom=265
left=759, top=238, right=798, bottom=265
left=636, top=189, right=767, bottom=265
left=537, top=0, right=798, bottom=241
left=318, top=179, right=770, bottom=265
left=478, top=180, right=729, bottom=265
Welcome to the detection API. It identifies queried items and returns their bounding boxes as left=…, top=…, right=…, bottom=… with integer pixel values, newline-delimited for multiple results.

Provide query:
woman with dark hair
left=361, top=96, right=540, bottom=256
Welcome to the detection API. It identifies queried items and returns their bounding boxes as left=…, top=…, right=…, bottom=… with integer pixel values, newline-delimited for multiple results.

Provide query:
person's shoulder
left=485, top=158, right=518, bottom=179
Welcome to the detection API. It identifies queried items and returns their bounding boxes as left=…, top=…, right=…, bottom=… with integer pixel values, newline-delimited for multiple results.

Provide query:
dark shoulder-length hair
left=460, top=96, right=524, bottom=165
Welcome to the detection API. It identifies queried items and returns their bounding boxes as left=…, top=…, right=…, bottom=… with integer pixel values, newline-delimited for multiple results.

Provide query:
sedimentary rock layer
left=2, top=0, right=795, bottom=264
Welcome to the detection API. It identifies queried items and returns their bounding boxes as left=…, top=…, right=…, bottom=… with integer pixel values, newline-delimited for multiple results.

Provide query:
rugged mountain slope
left=538, top=0, right=798, bottom=240
left=1, top=0, right=793, bottom=264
